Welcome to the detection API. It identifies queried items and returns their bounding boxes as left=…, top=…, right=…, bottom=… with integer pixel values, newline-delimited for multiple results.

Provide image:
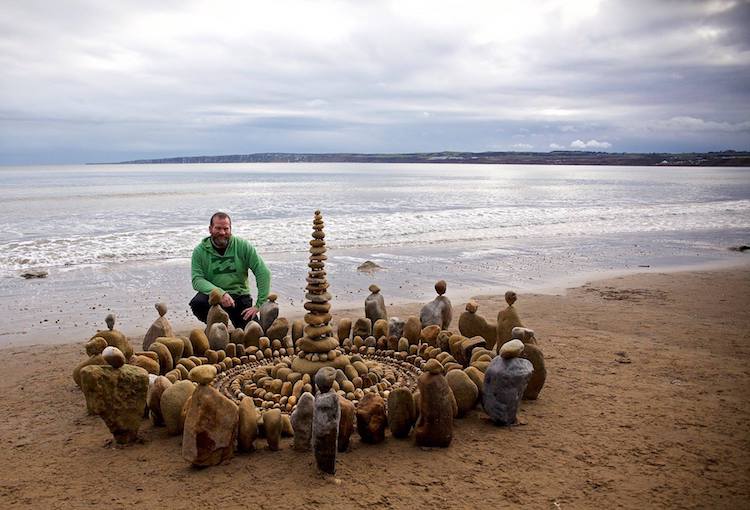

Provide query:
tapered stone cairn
left=292, top=211, right=351, bottom=376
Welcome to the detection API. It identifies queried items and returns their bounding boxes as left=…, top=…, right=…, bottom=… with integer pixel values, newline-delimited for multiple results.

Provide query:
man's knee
left=189, top=292, right=210, bottom=322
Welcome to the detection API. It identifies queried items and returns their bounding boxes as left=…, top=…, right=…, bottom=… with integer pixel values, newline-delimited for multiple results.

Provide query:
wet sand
left=0, top=268, right=748, bottom=509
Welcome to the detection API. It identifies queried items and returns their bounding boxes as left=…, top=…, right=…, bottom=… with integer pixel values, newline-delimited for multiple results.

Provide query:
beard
left=211, top=234, right=230, bottom=248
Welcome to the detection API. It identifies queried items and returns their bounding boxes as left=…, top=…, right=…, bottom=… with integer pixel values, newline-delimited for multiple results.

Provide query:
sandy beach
left=0, top=266, right=748, bottom=509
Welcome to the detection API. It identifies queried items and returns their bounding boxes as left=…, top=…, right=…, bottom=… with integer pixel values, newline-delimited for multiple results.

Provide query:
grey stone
left=313, top=390, right=340, bottom=474
left=482, top=356, right=533, bottom=425
left=291, top=392, right=314, bottom=451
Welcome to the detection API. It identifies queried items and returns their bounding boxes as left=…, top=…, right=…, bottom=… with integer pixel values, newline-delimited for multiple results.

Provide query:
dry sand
left=0, top=268, right=748, bottom=509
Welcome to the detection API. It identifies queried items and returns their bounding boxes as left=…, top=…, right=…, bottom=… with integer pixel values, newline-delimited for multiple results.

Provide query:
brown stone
left=337, top=395, right=356, bottom=452
left=356, top=393, right=387, bottom=444
left=182, top=384, right=239, bottom=466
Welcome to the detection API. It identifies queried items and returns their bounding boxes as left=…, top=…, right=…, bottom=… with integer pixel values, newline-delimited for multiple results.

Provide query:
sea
left=1, top=162, right=748, bottom=346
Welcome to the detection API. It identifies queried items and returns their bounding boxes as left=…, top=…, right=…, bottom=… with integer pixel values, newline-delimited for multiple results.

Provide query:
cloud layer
left=1, top=0, right=749, bottom=163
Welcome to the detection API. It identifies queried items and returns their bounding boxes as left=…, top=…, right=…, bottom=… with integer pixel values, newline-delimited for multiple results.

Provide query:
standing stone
left=205, top=288, right=230, bottom=335
left=264, top=408, right=282, bottom=451
left=403, top=316, right=421, bottom=345
left=419, top=280, right=453, bottom=329
left=266, top=317, right=289, bottom=342
left=459, top=300, right=498, bottom=349
left=291, top=319, right=304, bottom=342
left=182, top=365, right=239, bottom=466
left=415, top=359, right=455, bottom=447
left=337, top=395, right=355, bottom=452
left=238, top=399, right=259, bottom=452
left=387, top=387, right=416, bottom=439
left=387, top=317, right=405, bottom=340
left=147, top=375, right=172, bottom=425
left=208, top=322, right=229, bottom=351
left=143, top=303, right=174, bottom=351
left=373, top=319, right=388, bottom=340
left=364, top=284, right=388, bottom=323
left=352, top=317, right=372, bottom=339
left=161, top=380, right=195, bottom=435
left=312, top=367, right=340, bottom=474
left=483, top=352, right=533, bottom=426
left=291, top=392, right=314, bottom=451
left=189, top=328, right=210, bottom=356
left=337, top=318, right=352, bottom=342
left=445, top=369, right=479, bottom=417
left=496, top=291, right=524, bottom=349
left=259, top=293, right=280, bottom=334
left=356, top=393, right=387, bottom=444
left=80, top=364, right=149, bottom=444
left=243, top=321, right=263, bottom=348
left=519, top=343, right=546, bottom=400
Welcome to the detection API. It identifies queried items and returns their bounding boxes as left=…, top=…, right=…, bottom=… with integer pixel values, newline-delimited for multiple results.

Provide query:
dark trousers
left=189, top=292, right=254, bottom=330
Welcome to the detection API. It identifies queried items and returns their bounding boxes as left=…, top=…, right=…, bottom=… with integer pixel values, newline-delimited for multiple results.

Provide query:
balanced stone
left=415, top=363, right=455, bottom=447
left=92, top=322, right=133, bottom=360
left=459, top=300, right=498, bottom=349
left=496, top=291, right=523, bottom=348
left=80, top=364, right=149, bottom=444
left=259, top=293, right=280, bottom=334
left=102, top=346, right=126, bottom=368
left=161, top=380, right=195, bottom=435
left=446, top=369, right=479, bottom=417
left=356, top=393, right=387, bottom=444
left=205, top=288, right=230, bottom=336
left=189, top=364, right=217, bottom=385
left=420, top=280, right=453, bottom=330
left=387, top=387, right=416, bottom=438
left=143, top=303, right=174, bottom=351
left=483, top=355, right=533, bottom=425
left=500, top=339, right=525, bottom=359
left=182, top=383, right=239, bottom=466
left=291, top=392, right=314, bottom=451
left=238, top=399, right=259, bottom=451
left=364, top=284, right=387, bottom=323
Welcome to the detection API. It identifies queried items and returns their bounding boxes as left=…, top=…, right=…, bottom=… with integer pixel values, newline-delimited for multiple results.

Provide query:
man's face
left=209, top=217, right=232, bottom=248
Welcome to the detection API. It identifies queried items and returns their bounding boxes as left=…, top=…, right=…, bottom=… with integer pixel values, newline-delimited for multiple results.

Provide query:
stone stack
left=292, top=211, right=351, bottom=376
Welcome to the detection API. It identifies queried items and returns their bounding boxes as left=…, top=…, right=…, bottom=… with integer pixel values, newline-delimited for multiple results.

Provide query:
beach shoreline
left=3, top=256, right=748, bottom=348
left=0, top=266, right=748, bottom=508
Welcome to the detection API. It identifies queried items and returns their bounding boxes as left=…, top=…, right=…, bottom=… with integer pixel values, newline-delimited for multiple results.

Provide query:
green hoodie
left=191, top=236, right=271, bottom=306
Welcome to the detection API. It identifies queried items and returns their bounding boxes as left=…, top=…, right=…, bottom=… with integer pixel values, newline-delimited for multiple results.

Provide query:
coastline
left=0, top=266, right=748, bottom=508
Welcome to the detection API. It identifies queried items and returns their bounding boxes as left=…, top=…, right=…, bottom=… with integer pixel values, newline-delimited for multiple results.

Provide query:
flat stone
left=182, top=385, right=239, bottom=466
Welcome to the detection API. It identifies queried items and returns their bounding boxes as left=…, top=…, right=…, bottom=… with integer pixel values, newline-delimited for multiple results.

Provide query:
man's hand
left=220, top=292, right=235, bottom=308
left=241, top=306, right=258, bottom=321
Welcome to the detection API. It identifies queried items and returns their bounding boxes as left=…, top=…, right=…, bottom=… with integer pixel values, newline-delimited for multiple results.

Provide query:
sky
left=1, top=0, right=749, bottom=164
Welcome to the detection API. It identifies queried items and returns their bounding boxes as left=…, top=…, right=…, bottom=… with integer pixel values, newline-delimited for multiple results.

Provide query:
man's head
left=209, top=212, right=232, bottom=249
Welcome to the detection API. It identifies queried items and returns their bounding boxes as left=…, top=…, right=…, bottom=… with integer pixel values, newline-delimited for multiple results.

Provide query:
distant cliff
left=106, top=150, right=750, bottom=166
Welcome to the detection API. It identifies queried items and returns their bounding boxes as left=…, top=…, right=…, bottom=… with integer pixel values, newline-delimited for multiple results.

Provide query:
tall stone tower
left=291, top=210, right=350, bottom=376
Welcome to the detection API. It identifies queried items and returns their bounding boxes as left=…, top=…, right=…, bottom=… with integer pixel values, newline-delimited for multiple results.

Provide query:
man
left=189, top=212, right=271, bottom=329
